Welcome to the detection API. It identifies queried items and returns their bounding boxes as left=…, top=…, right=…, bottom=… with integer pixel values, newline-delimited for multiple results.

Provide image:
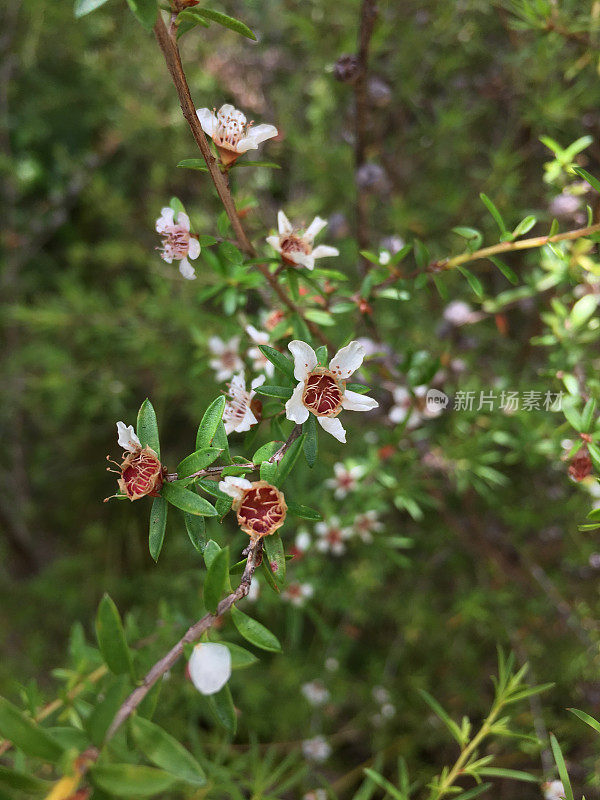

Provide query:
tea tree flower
left=282, top=581, right=314, bottom=606
left=219, top=476, right=287, bottom=539
left=208, top=336, right=244, bottom=382
left=301, top=680, right=330, bottom=706
left=302, top=736, right=331, bottom=762
left=353, top=510, right=383, bottom=543
left=188, top=642, right=231, bottom=695
left=285, top=340, right=378, bottom=443
left=325, top=462, right=364, bottom=498
left=542, top=781, right=566, bottom=800
left=266, top=211, right=339, bottom=270
left=315, top=517, right=352, bottom=555
left=196, top=103, right=278, bottom=167
left=109, top=422, right=164, bottom=501
left=246, top=325, right=275, bottom=377
left=222, top=372, right=265, bottom=435
left=155, top=207, right=200, bottom=280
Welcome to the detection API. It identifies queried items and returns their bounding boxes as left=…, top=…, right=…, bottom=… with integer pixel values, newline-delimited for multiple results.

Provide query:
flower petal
left=196, top=108, right=218, bottom=138
left=117, top=421, right=141, bottom=452
left=188, top=237, right=201, bottom=260
left=237, top=124, right=278, bottom=152
left=250, top=374, right=266, bottom=391
left=311, top=245, right=339, bottom=259
left=287, top=250, right=315, bottom=270
left=179, top=259, right=197, bottom=280
left=266, top=234, right=282, bottom=254
left=176, top=212, right=191, bottom=231
left=236, top=407, right=258, bottom=433
left=218, top=475, right=252, bottom=500
left=285, top=384, right=309, bottom=424
left=329, top=341, right=365, bottom=380
left=277, top=210, right=293, bottom=236
left=188, top=643, right=232, bottom=695
left=288, top=340, right=318, bottom=381
left=341, top=389, right=378, bottom=411
left=317, top=416, right=347, bottom=442
left=156, top=207, right=174, bottom=233
left=304, top=216, right=328, bottom=242
left=246, top=324, right=268, bottom=345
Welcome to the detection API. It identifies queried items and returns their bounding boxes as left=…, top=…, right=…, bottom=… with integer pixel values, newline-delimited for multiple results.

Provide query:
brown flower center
left=237, top=481, right=287, bottom=538
left=280, top=234, right=311, bottom=265
left=160, top=226, right=190, bottom=260
left=302, top=369, right=345, bottom=417
left=119, top=447, right=164, bottom=501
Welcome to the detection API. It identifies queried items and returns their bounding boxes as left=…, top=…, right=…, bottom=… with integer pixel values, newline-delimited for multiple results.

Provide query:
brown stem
left=105, top=539, right=263, bottom=742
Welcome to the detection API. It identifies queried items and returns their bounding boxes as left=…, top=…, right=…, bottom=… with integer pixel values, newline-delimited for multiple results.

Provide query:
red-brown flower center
left=237, top=482, right=287, bottom=538
left=119, top=448, right=163, bottom=501
left=302, top=370, right=344, bottom=417
left=280, top=234, right=311, bottom=265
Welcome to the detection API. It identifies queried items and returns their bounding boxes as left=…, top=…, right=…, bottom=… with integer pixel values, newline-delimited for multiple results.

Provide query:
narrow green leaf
left=418, top=689, right=464, bottom=744
left=203, top=539, right=221, bottom=569
left=207, top=684, right=237, bottom=735
left=90, top=764, right=176, bottom=797
left=130, top=716, right=206, bottom=787
left=480, top=192, right=507, bottom=235
left=177, top=158, right=209, bottom=171
left=572, top=166, right=600, bottom=195
left=125, top=0, right=157, bottom=30
left=512, top=215, right=537, bottom=237
left=212, top=421, right=231, bottom=464
left=181, top=7, right=256, bottom=39
left=184, top=512, right=207, bottom=552
left=176, top=447, right=222, bottom=477
left=260, top=460, right=278, bottom=483
left=489, top=256, right=518, bottom=285
left=286, top=500, right=322, bottom=520
left=223, top=642, right=259, bottom=669
left=204, top=546, right=230, bottom=613
left=74, top=0, right=110, bottom=17
left=363, top=769, right=408, bottom=800
left=258, top=345, right=295, bottom=381
left=231, top=160, right=281, bottom=168
left=137, top=399, right=160, bottom=457
left=263, top=532, right=285, bottom=584
left=550, top=734, right=574, bottom=800
left=149, top=496, right=168, bottom=562
left=346, top=382, right=370, bottom=394
left=478, top=767, right=537, bottom=782
left=161, top=483, right=218, bottom=516
left=231, top=606, right=282, bottom=652
left=275, top=433, right=305, bottom=486
left=252, top=441, right=280, bottom=463
left=254, top=384, right=293, bottom=399
left=85, top=676, right=129, bottom=747
left=569, top=294, right=597, bottom=328
left=196, top=396, right=227, bottom=450
left=568, top=707, right=600, bottom=735
left=0, top=766, right=50, bottom=795
left=303, top=413, right=318, bottom=468
left=581, top=399, right=596, bottom=433
left=457, top=266, right=484, bottom=298
left=95, top=594, right=135, bottom=679
left=0, top=698, right=64, bottom=762
left=454, top=784, right=492, bottom=800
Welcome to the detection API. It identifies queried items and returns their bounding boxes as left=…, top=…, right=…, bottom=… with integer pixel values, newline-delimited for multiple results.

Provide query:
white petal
left=188, top=643, right=231, bottom=695
left=311, top=245, right=339, bottom=259
left=235, top=137, right=259, bottom=153
left=317, top=416, right=346, bottom=443
left=116, top=421, right=141, bottom=452
left=196, top=108, right=218, bottom=138
left=229, top=372, right=247, bottom=393
left=288, top=340, right=317, bottom=381
left=287, top=250, right=314, bottom=270
left=341, top=389, right=378, bottom=411
left=218, top=475, right=252, bottom=500
left=246, top=324, right=268, bottom=345
left=155, top=207, right=174, bottom=233
left=208, top=336, right=225, bottom=355
left=250, top=374, right=266, bottom=390
left=285, top=384, right=309, bottom=424
left=247, top=123, right=278, bottom=145
left=176, top=212, right=191, bottom=231
left=235, top=407, right=258, bottom=433
left=218, top=103, right=245, bottom=123
left=266, top=235, right=282, bottom=254
left=179, top=259, right=196, bottom=280
left=277, top=210, right=293, bottom=236
left=188, top=237, right=201, bottom=260
left=329, top=341, right=365, bottom=380
left=304, top=216, right=328, bottom=242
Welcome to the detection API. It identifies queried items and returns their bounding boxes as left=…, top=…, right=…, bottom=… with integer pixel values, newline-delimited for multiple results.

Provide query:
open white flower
left=222, top=372, right=265, bottom=435
left=282, top=581, right=314, bottom=606
left=542, top=781, right=566, bottom=800
left=266, top=211, right=339, bottom=270
left=155, top=207, right=200, bottom=280
left=301, top=680, right=330, bottom=706
left=285, top=340, right=378, bottom=443
left=196, top=103, right=278, bottom=166
left=188, top=642, right=231, bottom=695
left=208, top=336, right=244, bottom=382
left=246, top=325, right=275, bottom=377
left=302, top=735, right=331, bottom=763
left=315, top=517, right=352, bottom=555
left=325, top=462, right=364, bottom=498
left=116, top=421, right=141, bottom=453
left=353, top=510, right=383, bottom=543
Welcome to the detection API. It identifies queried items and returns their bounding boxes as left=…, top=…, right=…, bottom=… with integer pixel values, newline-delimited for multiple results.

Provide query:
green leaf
left=213, top=421, right=231, bottom=464
left=252, top=441, right=280, bottom=463
left=184, top=512, right=207, bottom=552
left=457, top=266, right=484, bottom=298
left=125, top=0, right=157, bottom=30
left=222, top=642, right=259, bottom=669
left=196, top=396, right=227, bottom=450
left=550, top=734, right=575, bottom=800
left=176, top=447, right=222, bottom=477
left=581, top=399, right=596, bottom=433
left=454, top=785, right=492, bottom=800
left=512, top=215, right=537, bottom=237
left=231, top=606, right=282, bottom=652
left=568, top=707, right=600, bottom=735
left=346, top=382, right=370, bottom=394
left=489, top=255, right=518, bottom=285
left=0, top=698, right=64, bottom=762
left=204, top=546, right=230, bottom=613
left=254, top=384, right=293, bottom=399
left=207, top=685, right=237, bottom=735
left=95, top=594, right=135, bottom=679
left=286, top=500, right=322, bottom=520
left=258, top=345, right=295, bottom=381
left=260, top=460, right=278, bottom=483
left=275, top=433, right=305, bottom=486
left=453, top=226, right=483, bottom=251
left=203, top=539, right=221, bottom=569
left=161, top=483, right=218, bottom=516
left=130, top=716, right=206, bottom=786
left=0, top=766, right=50, bottom=795
left=85, top=676, right=130, bottom=747
left=569, top=294, right=597, bottom=328
left=363, top=769, right=408, bottom=800
left=177, top=158, right=209, bottom=171
left=74, top=0, right=110, bottom=17
left=480, top=192, right=507, bottom=235
left=180, top=7, right=256, bottom=39
left=418, top=689, right=464, bottom=744
left=137, top=399, right=160, bottom=457
left=149, top=496, right=168, bottom=562
left=305, top=309, right=335, bottom=326
left=263, top=532, right=285, bottom=584
left=572, top=166, right=600, bottom=194
left=303, top=413, right=318, bottom=468
left=478, top=767, right=537, bottom=782
left=91, top=764, right=176, bottom=797
left=232, top=160, right=280, bottom=169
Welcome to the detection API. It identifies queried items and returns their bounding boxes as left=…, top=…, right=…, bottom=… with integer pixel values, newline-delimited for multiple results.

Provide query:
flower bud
left=333, top=54, right=361, bottom=84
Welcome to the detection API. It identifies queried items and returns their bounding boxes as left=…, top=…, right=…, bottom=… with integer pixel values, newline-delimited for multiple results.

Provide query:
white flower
left=246, top=576, right=260, bottom=602
left=443, top=300, right=483, bottom=326
left=155, top=207, right=200, bottom=280
left=266, top=211, right=339, bottom=270
left=353, top=510, right=383, bottom=543
left=282, top=582, right=314, bottom=606
left=301, top=680, right=330, bottom=706
left=246, top=325, right=275, bottom=378
left=196, top=103, right=278, bottom=166
left=208, top=336, right=244, bottom=382
left=542, top=781, right=566, bottom=800
left=285, top=340, right=378, bottom=443
left=222, top=372, right=265, bottom=435
left=372, top=686, right=390, bottom=704
left=379, top=249, right=391, bottom=265
left=381, top=703, right=396, bottom=718
left=302, top=736, right=331, bottom=763
left=218, top=475, right=253, bottom=504
left=315, top=517, right=352, bottom=556
left=325, top=462, right=364, bottom=498
left=295, top=529, right=312, bottom=552
left=304, top=791, right=327, bottom=800
left=188, top=642, right=231, bottom=695
left=325, top=657, right=339, bottom=672
left=116, top=421, right=141, bottom=453
left=388, top=386, right=422, bottom=429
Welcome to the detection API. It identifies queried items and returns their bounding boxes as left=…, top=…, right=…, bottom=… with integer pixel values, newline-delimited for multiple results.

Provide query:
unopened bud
left=333, top=54, right=361, bottom=84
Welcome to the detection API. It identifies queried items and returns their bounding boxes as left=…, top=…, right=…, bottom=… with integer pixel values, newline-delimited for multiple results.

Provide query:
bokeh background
left=3, top=0, right=600, bottom=796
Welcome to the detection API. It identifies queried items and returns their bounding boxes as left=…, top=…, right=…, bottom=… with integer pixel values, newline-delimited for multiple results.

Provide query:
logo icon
left=426, top=388, right=449, bottom=413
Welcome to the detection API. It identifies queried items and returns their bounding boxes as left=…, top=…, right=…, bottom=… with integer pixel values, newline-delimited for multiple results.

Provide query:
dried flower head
left=155, top=207, right=200, bottom=280
left=266, top=211, right=339, bottom=270
left=569, top=447, right=592, bottom=482
left=107, top=422, right=164, bottom=501
left=196, top=103, right=278, bottom=166
left=219, top=476, right=287, bottom=539
left=333, top=54, right=361, bottom=83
